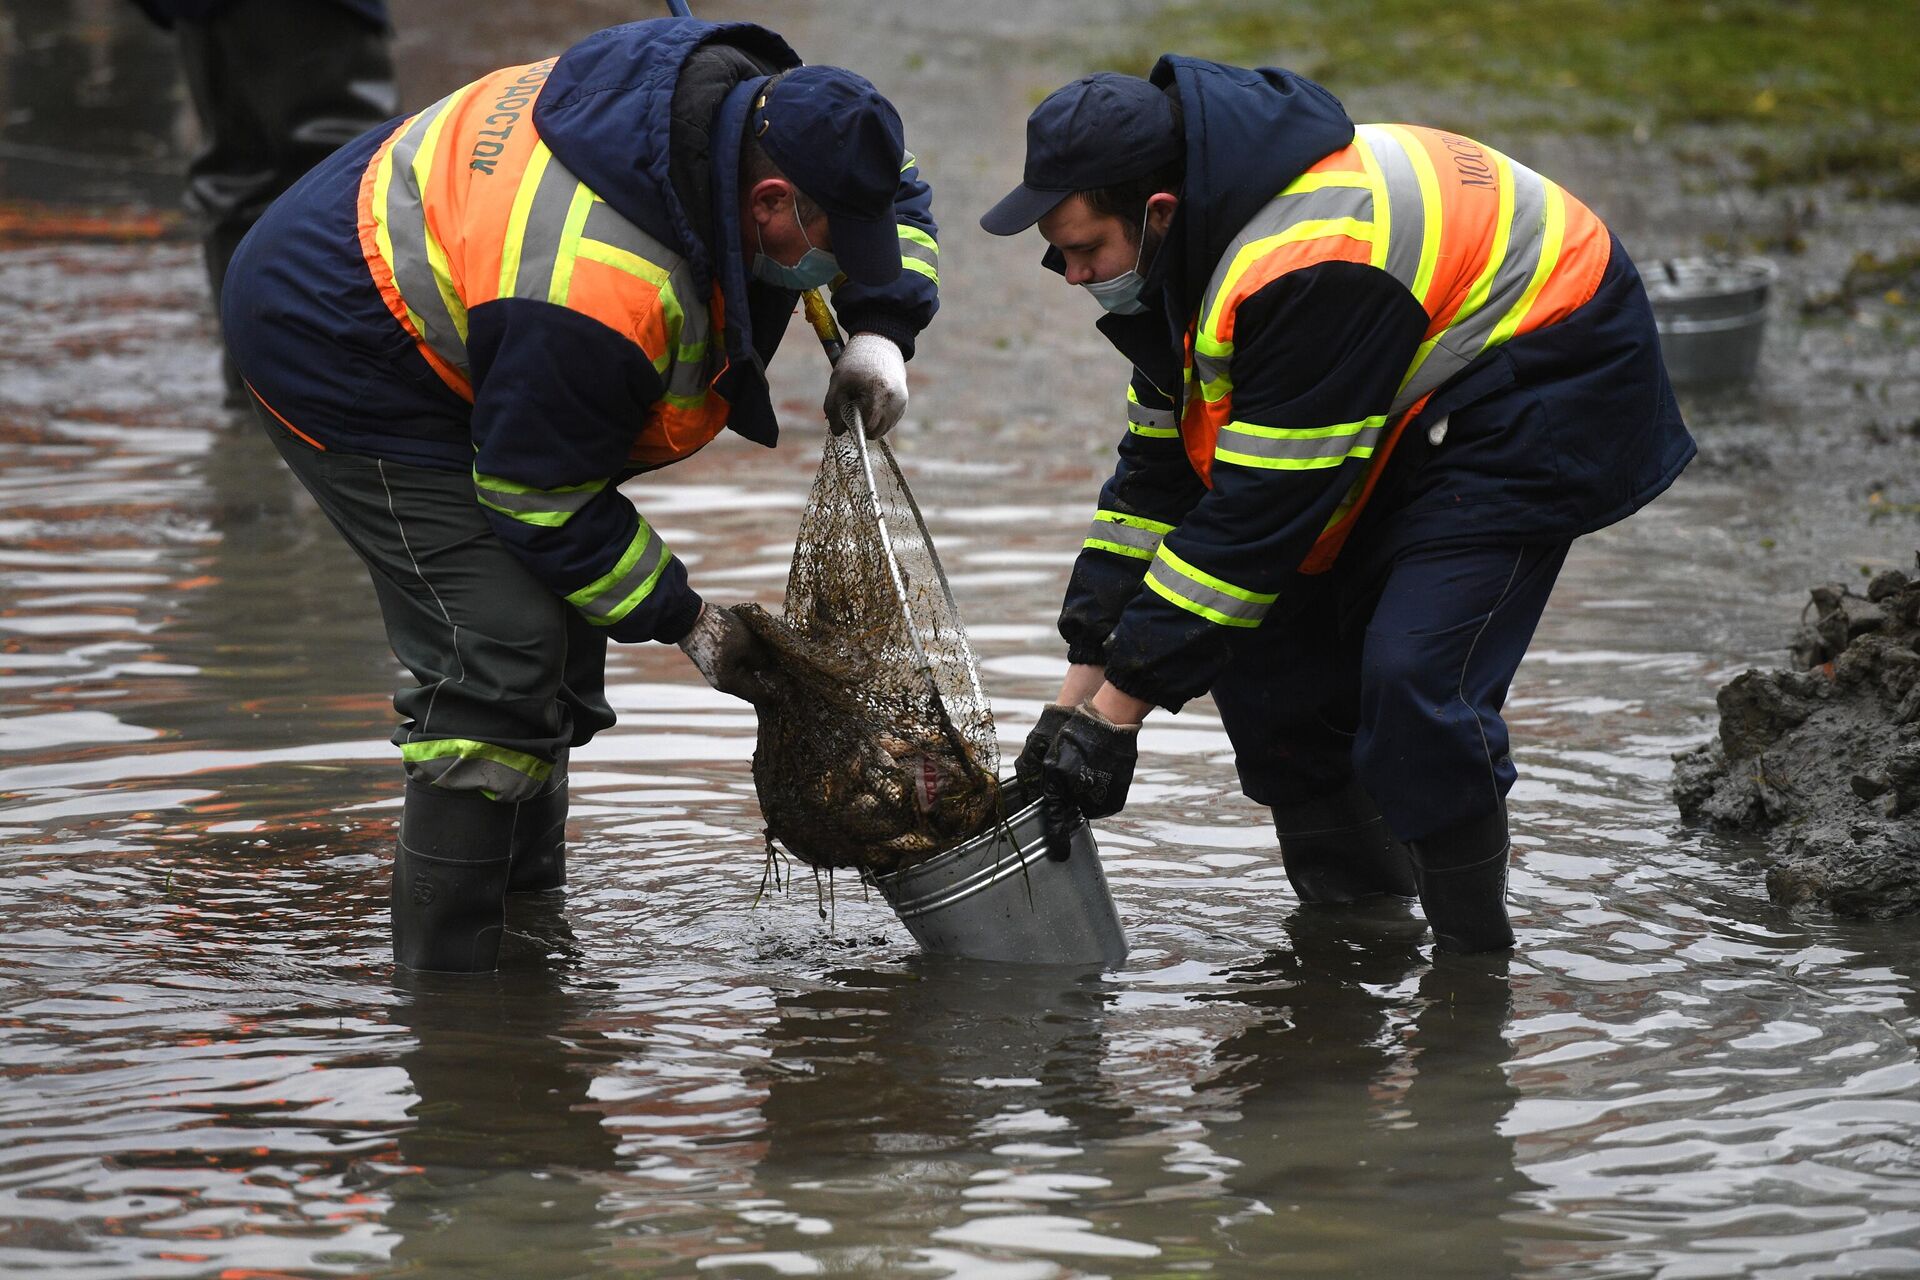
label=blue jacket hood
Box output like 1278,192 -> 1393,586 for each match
534,18 -> 799,293
1150,56 -> 1353,308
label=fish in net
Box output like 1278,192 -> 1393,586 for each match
740,426 -> 1001,875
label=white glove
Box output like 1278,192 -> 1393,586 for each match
823,332 -> 907,439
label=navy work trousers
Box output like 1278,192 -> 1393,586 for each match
1210,538 -> 1569,844
263,413 -> 615,801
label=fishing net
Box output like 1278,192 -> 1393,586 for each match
739,419 -> 1001,875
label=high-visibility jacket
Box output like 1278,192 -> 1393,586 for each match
224,19 -> 940,649
360,55 -> 735,471
1058,58 -> 1691,711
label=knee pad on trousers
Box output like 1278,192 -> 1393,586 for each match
1271,779 -> 1418,905
1409,806 -> 1514,954
392,781 -> 514,973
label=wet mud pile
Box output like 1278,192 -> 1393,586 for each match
1673,565 -> 1920,918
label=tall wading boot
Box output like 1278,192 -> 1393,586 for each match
392,781 -> 514,973
507,774 -> 567,894
1271,779 -> 1418,905
1409,807 -> 1516,954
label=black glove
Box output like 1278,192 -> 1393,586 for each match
1039,704 -> 1139,860
678,603 -> 775,703
1013,703 -> 1075,785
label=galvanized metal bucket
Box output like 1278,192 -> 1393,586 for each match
871,778 -> 1129,967
1646,256 -> 1777,389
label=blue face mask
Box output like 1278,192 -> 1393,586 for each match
1080,213 -> 1159,315
753,207 -> 841,291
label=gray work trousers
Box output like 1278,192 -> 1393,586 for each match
263,413 -> 615,801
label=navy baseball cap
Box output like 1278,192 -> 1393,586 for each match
754,66 -> 905,286
980,73 -> 1183,236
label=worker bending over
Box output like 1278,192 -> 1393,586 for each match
224,18 -> 939,972
986,63 -> 1690,953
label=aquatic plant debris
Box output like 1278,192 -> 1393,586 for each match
1673,561 -> 1920,918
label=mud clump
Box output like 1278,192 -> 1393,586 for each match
1672,565 -> 1920,918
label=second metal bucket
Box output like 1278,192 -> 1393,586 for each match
872,778 -> 1128,967
1646,255 -> 1777,389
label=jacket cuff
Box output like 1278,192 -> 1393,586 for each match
1103,659 -> 1192,715
836,309 -> 919,361
653,589 -> 704,646
1065,641 -> 1109,667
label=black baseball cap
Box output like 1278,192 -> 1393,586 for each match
754,66 -> 905,286
980,73 -> 1183,236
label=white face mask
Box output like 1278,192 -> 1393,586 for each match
1080,212 -> 1159,315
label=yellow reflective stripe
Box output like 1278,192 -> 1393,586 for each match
1352,130 -> 1390,272
1400,150 -> 1515,397
1379,123 -> 1444,308
408,101 -> 469,345
1214,415 -> 1387,471
901,150 -> 917,172
498,142 -> 553,299
1484,180 -> 1566,351
1094,509 -> 1175,533
1194,331 -> 1232,359
1283,170 -> 1373,194
398,737 -> 553,783
1126,384 -> 1180,437
369,127 -> 415,336
1144,545 -> 1276,628
899,225 -> 936,251
1085,508 -> 1175,560
547,184 -> 596,306
901,257 -> 938,282
567,520 -> 671,624
1203,218 -> 1375,342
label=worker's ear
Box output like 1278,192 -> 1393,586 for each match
1144,192 -> 1179,237
746,177 -> 796,228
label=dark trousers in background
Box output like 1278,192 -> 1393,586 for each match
262,414 -> 616,803
1211,535 -> 1570,845
176,0 -> 395,387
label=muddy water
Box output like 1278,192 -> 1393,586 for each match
5,2 -> 1920,1277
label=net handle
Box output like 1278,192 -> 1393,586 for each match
805,288 -> 995,776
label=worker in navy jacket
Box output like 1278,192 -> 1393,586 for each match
223,19 -> 939,972
984,64 -> 1690,953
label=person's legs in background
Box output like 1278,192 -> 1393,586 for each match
175,0 -> 395,401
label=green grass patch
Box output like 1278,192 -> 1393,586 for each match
1104,0 -> 1920,199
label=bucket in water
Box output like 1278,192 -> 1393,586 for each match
871,777 -> 1128,967
1646,256 -> 1776,389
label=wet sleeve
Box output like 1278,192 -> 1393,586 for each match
827,152 -> 938,359
464,297 -> 703,646
1101,261 -> 1430,711
1057,369 -> 1208,665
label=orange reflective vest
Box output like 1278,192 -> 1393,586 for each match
1179,124 -> 1610,572
356,58 -> 731,468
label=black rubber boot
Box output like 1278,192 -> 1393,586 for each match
392,781 -> 514,973
508,774 -> 567,895
1409,807 -> 1515,954
1271,779 -> 1418,904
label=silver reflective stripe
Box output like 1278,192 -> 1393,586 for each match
580,199 -> 678,269
1194,349 -> 1230,399
1144,555 -> 1272,626
383,94 -> 471,375
1082,514 -> 1167,559
472,477 -> 603,520
1391,154 -> 1549,414
504,144 -> 578,299
1215,416 -> 1389,467
1196,181 -> 1373,335
1358,125 -> 1428,295
1126,393 -> 1176,433
901,237 -> 938,270
572,527 -> 670,623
